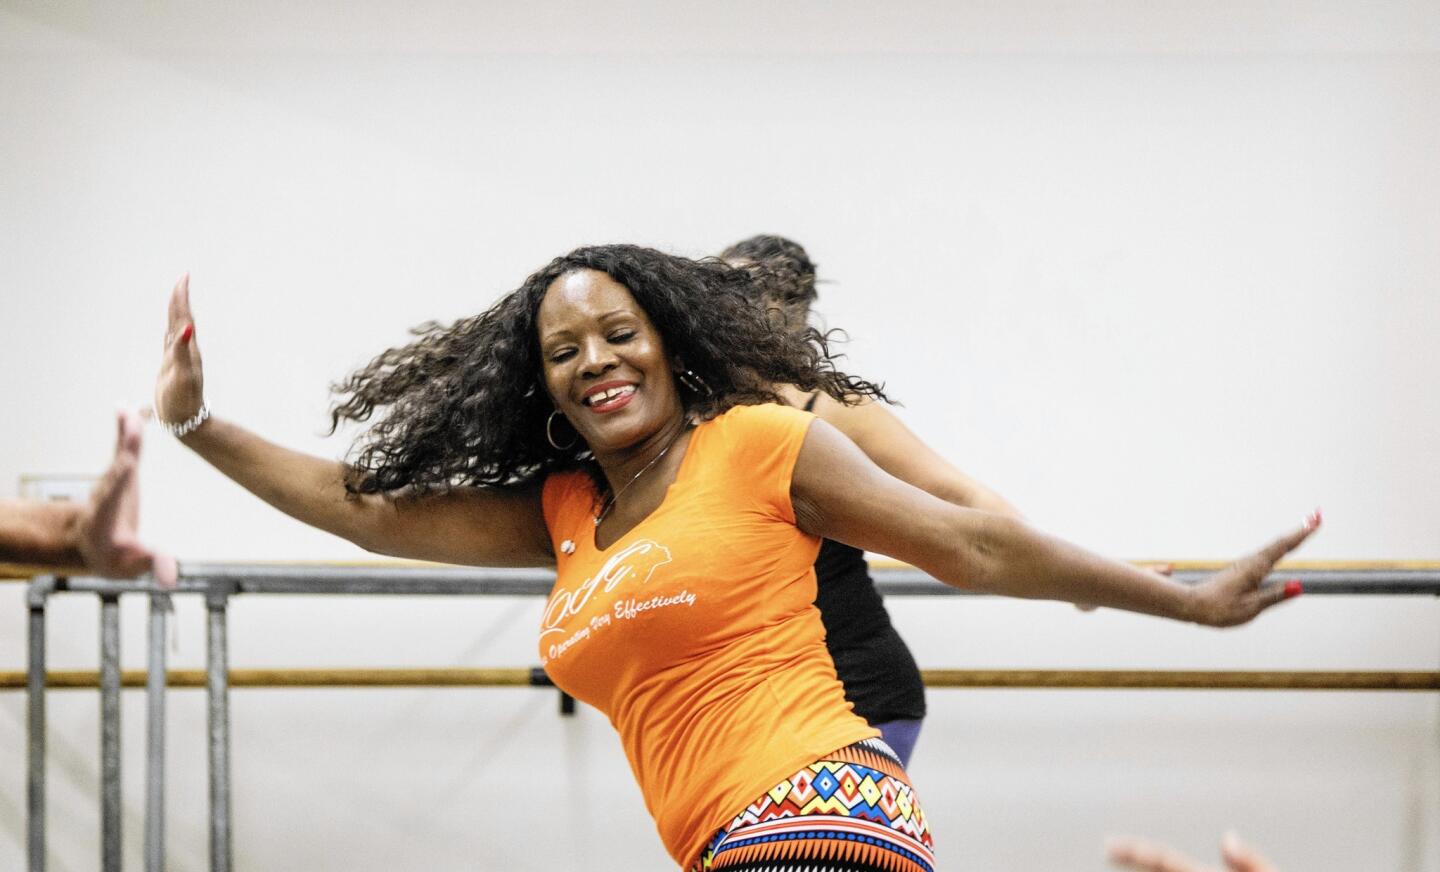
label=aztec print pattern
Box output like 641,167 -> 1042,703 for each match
690,738 -> 934,872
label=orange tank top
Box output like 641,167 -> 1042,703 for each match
539,403 -> 878,867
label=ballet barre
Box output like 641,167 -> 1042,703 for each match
8,561 -> 1438,872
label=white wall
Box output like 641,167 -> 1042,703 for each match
1,2 -> 1437,869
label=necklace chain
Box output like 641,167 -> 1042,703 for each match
594,424 -> 689,527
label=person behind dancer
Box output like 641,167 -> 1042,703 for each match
720,233 -> 1021,765
0,409 -> 176,586
153,247 -> 1315,871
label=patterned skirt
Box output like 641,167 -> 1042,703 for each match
689,738 -> 934,872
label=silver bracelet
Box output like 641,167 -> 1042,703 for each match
162,403 -> 211,438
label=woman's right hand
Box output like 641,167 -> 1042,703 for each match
1185,511 -> 1320,628
154,274 -> 205,428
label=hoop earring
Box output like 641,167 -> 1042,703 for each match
678,369 -> 712,396
546,410 -> 577,451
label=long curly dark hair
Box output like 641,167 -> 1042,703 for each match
720,234 -> 819,317
329,244 -> 888,495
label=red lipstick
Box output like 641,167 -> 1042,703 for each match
581,380 -> 637,414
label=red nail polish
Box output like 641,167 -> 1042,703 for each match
180,323 -> 194,344
1284,579 -> 1303,598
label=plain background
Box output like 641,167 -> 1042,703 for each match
1,2 -> 1437,869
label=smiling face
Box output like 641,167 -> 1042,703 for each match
537,269 -> 685,459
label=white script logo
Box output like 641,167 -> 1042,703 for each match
540,539 -> 673,641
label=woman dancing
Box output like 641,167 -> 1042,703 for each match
154,246 -> 1315,871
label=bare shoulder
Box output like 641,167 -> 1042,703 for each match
807,392 -> 897,439
806,395 -> 1020,516
778,388 -> 912,455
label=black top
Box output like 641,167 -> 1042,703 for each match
814,538 -> 928,722
802,393 -> 927,723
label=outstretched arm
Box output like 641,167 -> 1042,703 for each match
1,410 -> 177,585
154,275 -> 553,567
791,418 -> 1314,626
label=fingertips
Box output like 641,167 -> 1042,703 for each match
1255,579 -> 1293,612
1296,510 -> 1321,544
152,553 -> 178,590
168,274 -> 187,319
1215,834 -> 1249,869
179,272 -> 192,316
1276,508 -> 1323,552
1265,516 -> 1317,562
1105,837 -> 1170,869
1104,836 -> 1141,864
1220,831 -> 1270,872
116,408 -> 143,452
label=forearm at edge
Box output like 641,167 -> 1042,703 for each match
179,417 -> 384,550
950,514 -> 1196,622
0,500 -> 83,567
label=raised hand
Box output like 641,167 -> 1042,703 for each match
1108,831 -> 1279,872
154,273 -> 205,429
75,409 -> 178,587
1187,511 -> 1321,627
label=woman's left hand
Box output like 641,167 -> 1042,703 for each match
154,273 -> 205,428
1185,511 -> 1320,628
